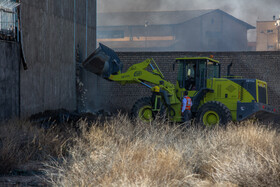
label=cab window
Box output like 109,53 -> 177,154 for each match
207,61 -> 220,79
185,63 -> 196,90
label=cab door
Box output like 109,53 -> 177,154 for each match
196,60 -> 207,90
177,59 -> 207,91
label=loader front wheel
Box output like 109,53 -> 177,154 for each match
196,101 -> 232,126
131,97 -> 153,122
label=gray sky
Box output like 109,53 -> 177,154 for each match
98,0 -> 280,41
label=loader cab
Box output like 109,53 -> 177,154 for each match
176,57 -> 220,91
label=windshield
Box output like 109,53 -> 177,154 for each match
177,59 -> 220,90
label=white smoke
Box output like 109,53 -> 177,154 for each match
98,0 -> 280,42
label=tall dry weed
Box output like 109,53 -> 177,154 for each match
44,115 -> 280,187
195,122 -> 280,187
0,120 -> 75,174
45,115 -> 206,186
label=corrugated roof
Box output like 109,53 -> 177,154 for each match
98,9 -> 255,29
98,9 -> 214,26
0,0 -> 20,12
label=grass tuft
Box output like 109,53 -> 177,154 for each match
0,120 -> 75,174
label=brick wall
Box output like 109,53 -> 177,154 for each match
97,51 -> 280,113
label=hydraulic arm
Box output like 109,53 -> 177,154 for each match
82,43 -> 182,121
83,43 -> 177,100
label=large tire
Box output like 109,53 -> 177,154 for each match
196,101 -> 232,126
131,97 -> 153,122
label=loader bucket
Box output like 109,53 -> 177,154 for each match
82,43 -> 123,79
255,110 -> 280,124
236,101 -> 279,122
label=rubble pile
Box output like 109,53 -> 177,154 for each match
29,109 -> 112,128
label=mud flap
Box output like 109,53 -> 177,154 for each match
236,101 -> 278,121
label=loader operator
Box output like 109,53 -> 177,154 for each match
185,64 -> 196,90
181,91 -> 192,123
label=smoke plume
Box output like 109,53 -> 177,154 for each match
98,0 -> 280,42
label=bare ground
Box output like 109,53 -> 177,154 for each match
0,161 -> 48,186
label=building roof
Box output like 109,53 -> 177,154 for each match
257,20 -> 277,22
98,9 -> 255,29
0,0 -> 20,13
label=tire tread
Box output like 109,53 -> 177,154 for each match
131,97 -> 152,118
196,101 -> 232,125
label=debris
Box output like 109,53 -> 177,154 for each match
29,109 -> 111,128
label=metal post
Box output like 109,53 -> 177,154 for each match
277,26 -> 279,51
85,0 -> 88,57
266,32 -> 268,51
277,25 -> 279,51
145,20 -> 148,51
0,10 -> 2,31
73,0 -> 76,64
73,0 -> 77,109
275,19 -> 280,50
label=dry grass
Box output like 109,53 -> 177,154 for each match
1,115 -> 279,186
0,120 -> 75,174
43,115 -> 280,187
199,123 -> 280,186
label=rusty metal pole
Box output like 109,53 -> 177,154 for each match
275,19 -> 280,50
278,26 -> 279,50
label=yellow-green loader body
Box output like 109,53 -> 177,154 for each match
82,43 -> 278,126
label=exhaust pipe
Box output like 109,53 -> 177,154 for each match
227,62 -> 233,77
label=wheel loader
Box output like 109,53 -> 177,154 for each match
82,43 -> 278,126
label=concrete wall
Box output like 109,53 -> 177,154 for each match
96,51 -> 280,113
20,0 -> 96,116
0,41 -> 20,120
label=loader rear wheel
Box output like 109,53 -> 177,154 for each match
131,97 -> 153,122
196,101 -> 232,126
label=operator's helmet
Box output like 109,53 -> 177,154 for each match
154,86 -> 160,92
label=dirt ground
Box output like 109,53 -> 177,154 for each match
0,161 -> 48,186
